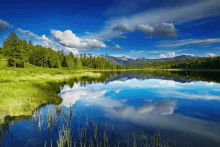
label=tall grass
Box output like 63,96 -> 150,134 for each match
0,55 -> 102,122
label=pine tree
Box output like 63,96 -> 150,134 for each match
6,33 -> 20,67
21,39 -> 29,68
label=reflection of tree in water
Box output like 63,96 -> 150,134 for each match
121,70 -> 220,83
0,115 -> 32,143
59,71 -> 125,89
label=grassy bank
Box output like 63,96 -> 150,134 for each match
0,55 -> 102,122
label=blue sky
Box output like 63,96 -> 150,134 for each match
0,0 -> 220,59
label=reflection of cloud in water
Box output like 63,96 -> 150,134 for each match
113,105 -> 133,114
113,88 -> 123,93
145,99 -> 153,102
60,85 -> 220,140
135,101 -> 176,115
158,90 -> 220,100
120,99 -> 127,102
61,85 -> 107,107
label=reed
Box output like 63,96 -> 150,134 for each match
47,107 -> 52,129
37,105 -> 174,147
32,108 -> 37,124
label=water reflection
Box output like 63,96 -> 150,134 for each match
60,73 -> 220,144
1,71 -> 220,147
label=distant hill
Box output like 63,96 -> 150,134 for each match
98,54 -> 203,65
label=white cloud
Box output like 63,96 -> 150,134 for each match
120,99 -> 127,102
159,51 -> 176,58
160,54 -> 167,58
113,88 -> 123,93
130,49 -> 188,55
85,0 -> 220,40
158,90 -> 220,100
85,31 -> 93,35
110,54 -> 131,58
136,23 -> 177,38
17,28 -> 53,46
162,38 -> 220,47
202,53 -> 217,57
111,23 -> 133,32
65,47 -> 79,55
136,24 -> 154,34
0,19 -> 12,32
16,28 -> 80,55
118,36 -> 128,39
51,29 -> 107,50
111,44 -> 123,50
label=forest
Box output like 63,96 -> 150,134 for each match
0,32 -> 219,70
125,56 -> 220,70
0,33 -> 120,70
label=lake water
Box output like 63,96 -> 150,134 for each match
1,71 -> 220,147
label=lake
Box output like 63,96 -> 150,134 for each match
1,71 -> 220,147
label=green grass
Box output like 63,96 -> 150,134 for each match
0,55 -> 102,122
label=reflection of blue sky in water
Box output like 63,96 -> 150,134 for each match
60,79 -> 220,141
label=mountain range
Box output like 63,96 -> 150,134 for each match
75,53 -> 204,65
99,53 -> 203,65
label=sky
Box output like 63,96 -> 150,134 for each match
0,0 -> 220,59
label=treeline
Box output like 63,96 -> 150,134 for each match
0,32 -> 123,69
125,56 -> 220,70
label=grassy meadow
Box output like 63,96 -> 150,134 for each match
0,54 -> 102,123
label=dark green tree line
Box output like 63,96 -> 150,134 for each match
1,32 -> 115,69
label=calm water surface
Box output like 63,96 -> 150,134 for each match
1,71 -> 220,147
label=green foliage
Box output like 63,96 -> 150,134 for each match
125,56 -> 220,70
2,32 -> 112,70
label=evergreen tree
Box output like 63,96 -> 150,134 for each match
67,52 -> 75,69
6,33 -> 20,67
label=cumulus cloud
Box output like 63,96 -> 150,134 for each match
202,53 -> 217,57
111,44 -> 123,50
16,28 -> 80,55
111,23 -> 133,32
0,19 -> 12,32
17,28 -> 53,46
86,0 -> 220,40
159,51 -> 176,58
136,23 -> 177,38
51,29 -> 107,50
136,24 -> 154,34
162,38 -> 220,47
65,47 -> 79,55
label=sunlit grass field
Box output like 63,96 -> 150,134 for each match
0,54 -> 101,123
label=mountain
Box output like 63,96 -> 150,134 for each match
104,73 -> 196,84
100,54 -> 203,65
100,53 -> 133,65
75,53 -> 203,65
